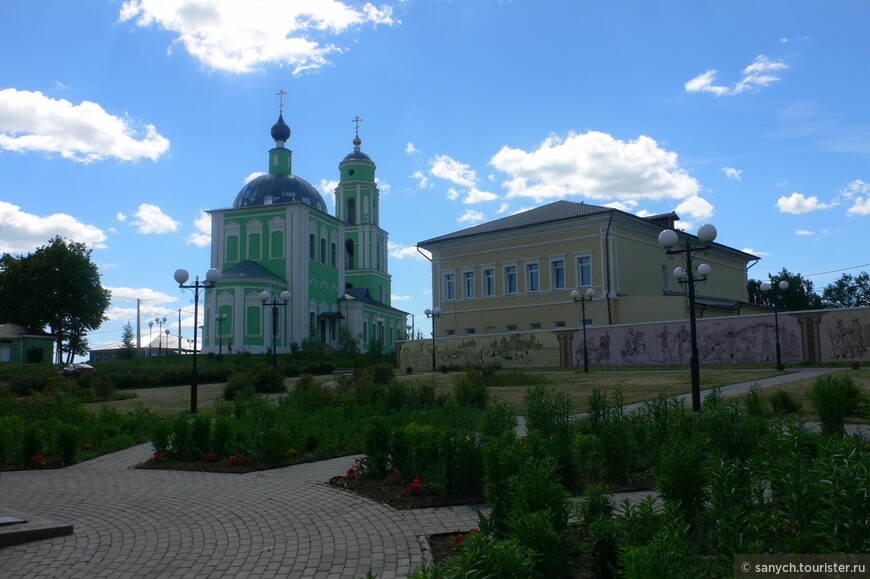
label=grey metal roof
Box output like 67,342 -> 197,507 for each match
418,200 -> 615,246
220,260 -> 284,281
339,288 -> 409,315
0,323 -> 55,339
233,173 -> 327,212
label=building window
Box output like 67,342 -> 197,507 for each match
465,328 -> 475,335
320,238 -> 326,264
527,263 -> 540,292
577,255 -> 592,287
505,265 -> 517,294
661,265 -> 669,291
444,273 -> 456,300
226,235 -> 239,263
376,241 -> 382,271
270,231 -> 284,259
309,234 -> 316,260
463,271 -> 475,299
331,242 -> 337,267
249,233 -> 261,260
483,268 -> 495,296
554,321 -> 566,328
551,259 -> 565,290
506,324 -> 517,332
346,198 -> 356,224
363,321 -> 368,343
445,329 -> 455,336
345,239 -> 354,270
530,322 -> 541,330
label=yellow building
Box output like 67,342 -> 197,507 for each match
417,200 -> 763,338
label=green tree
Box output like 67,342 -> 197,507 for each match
120,322 -> 136,359
0,236 -> 111,363
748,268 -> 822,311
821,271 -> 870,309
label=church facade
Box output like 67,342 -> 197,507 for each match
201,113 -> 407,355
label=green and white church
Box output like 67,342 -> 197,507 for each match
202,111 -> 407,355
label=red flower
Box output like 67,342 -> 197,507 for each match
392,471 -> 401,478
404,476 -> 423,495
471,528 -> 479,533
202,452 -> 218,462
152,451 -> 168,462
454,534 -> 464,545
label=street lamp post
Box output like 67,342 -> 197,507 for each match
148,321 -> 153,357
175,267 -> 222,414
215,313 -> 227,355
761,280 -> 789,369
155,317 -> 167,356
424,307 -> 442,372
570,288 -> 596,373
659,224 -> 717,412
164,329 -> 170,355
259,290 -> 291,368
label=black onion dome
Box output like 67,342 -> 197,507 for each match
343,137 -> 372,161
233,174 -> 327,211
270,114 -> 291,142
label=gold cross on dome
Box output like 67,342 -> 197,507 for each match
352,115 -> 363,136
276,89 -> 287,114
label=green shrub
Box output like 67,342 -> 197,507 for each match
743,385 -> 767,418
480,401 -> 517,438
26,346 -> 45,363
291,374 -> 329,411
524,384 -> 572,440
369,363 -> 395,384
54,423 -> 78,464
150,418 -> 171,454
20,423 -> 44,465
190,413 -> 212,454
211,415 -> 235,456
655,437 -> 707,523
363,416 -> 391,477
443,532 -> 539,579
453,369 -> 489,409
807,374 -> 863,436
252,365 -> 286,393
769,390 -> 801,414
223,373 -> 256,401
9,373 -> 50,396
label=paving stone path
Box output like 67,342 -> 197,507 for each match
0,445 -> 479,578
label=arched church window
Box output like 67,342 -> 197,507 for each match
346,198 -> 356,225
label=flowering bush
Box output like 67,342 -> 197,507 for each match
404,476 -> 425,495
152,451 -> 168,462
287,448 -> 299,456
29,454 -> 47,467
83,443 -> 94,451
226,452 -> 252,467
202,451 -> 218,462
346,457 -> 369,480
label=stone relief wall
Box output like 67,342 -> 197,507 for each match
397,307 -> 869,370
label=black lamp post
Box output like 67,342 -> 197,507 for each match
424,307 -> 442,372
259,290 -> 291,368
760,280 -> 789,369
215,313 -> 227,355
148,321 -> 153,357
659,224 -> 717,412
174,267 -> 221,414
570,287 -> 595,373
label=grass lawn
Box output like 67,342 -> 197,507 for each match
84,382 -> 230,416
725,369 -> 870,424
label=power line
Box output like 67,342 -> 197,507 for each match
806,263 -> 870,277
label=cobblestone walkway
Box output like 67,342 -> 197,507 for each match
0,445 -> 479,578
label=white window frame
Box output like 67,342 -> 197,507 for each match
504,264 -> 518,295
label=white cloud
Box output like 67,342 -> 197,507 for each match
843,179 -> 870,215
0,88 -> 169,163
244,171 -> 265,183
318,178 -> 338,213
405,142 -> 417,154
464,188 -> 498,204
388,241 -> 428,260
490,131 -> 701,204
446,188 -> 460,201
741,248 -> 769,256
458,209 -> 485,223
115,212 -> 128,222
0,201 -> 107,253
685,54 -> 788,96
497,202 -> 510,214
722,167 -> 742,180
675,195 -> 714,220
412,170 -> 430,188
131,203 -> 180,233
186,210 -> 211,246
391,294 -> 411,301
776,192 -> 837,214
431,154 -> 477,188
120,0 -> 398,74
605,200 -> 639,212
795,229 -> 815,236
106,286 -> 178,303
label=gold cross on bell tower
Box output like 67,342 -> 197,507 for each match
276,89 -> 287,114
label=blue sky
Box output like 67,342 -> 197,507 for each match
1,0 -> 868,351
